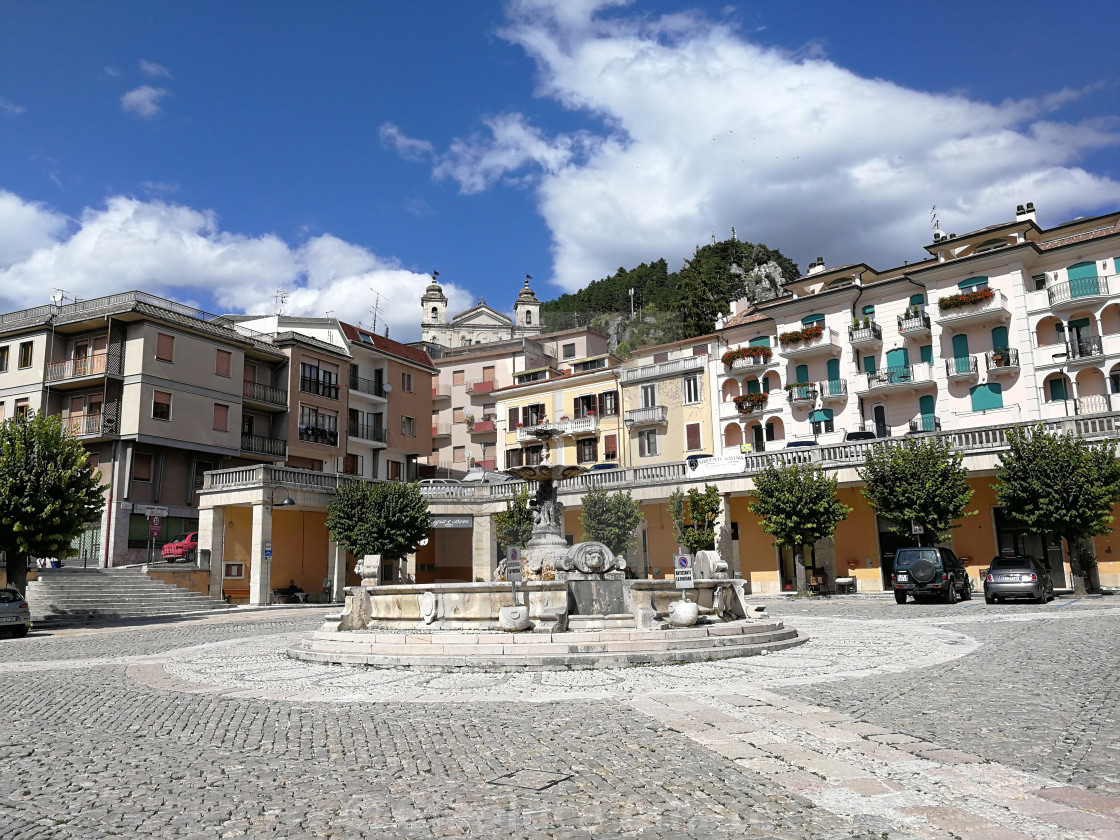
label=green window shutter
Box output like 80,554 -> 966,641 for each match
970,383 -> 1004,411
919,344 -> 933,364
919,395 -> 935,417
809,409 -> 833,423
1068,317 -> 1090,329
1067,261 -> 1097,280
795,364 -> 809,382
801,313 -> 825,326
951,334 -> 970,359
1049,378 -> 1068,401
863,355 -> 877,374
991,326 -> 1009,351
909,293 -> 926,306
762,376 -> 771,394
747,379 -> 761,394
861,305 -> 875,317
958,276 -> 989,290
885,347 -> 909,368
749,336 -> 771,348
826,358 -> 840,380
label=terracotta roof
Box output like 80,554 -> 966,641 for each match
1039,221 -> 1119,250
721,308 -> 773,329
339,322 -> 435,369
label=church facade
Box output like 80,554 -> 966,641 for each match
421,275 -> 542,348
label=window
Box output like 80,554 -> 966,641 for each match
640,383 -> 656,408
576,437 -> 598,463
508,407 -> 519,428
574,394 -> 596,418
155,333 -> 174,362
637,429 -> 658,457
401,416 -> 416,436
958,276 -> 989,291
340,454 -> 364,476
1032,274 -> 1047,291
600,390 -> 619,416
525,310 -> 532,325
453,446 -> 466,463
692,344 -> 708,356
0,346 -> 7,372
152,390 -> 172,421
224,563 -> 245,579
14,398 -> 29,419
453,370 -> 465,386
653,352 -> 669,364
453,407 -> 465,423
683,374 -> 700,404
801,313 -> 825,326
524,445 -> 543,466
685,423 -> 701,451
970,383 -> 1004,411
505,448 -> 524,468
482,365 -> 495,382
603,433 -> 618,461
216,349 -> 231,377
810,409 -> 834,435
299,404 -> 338,444
563,343 -> 576,359
213,404 -> 229,431
861,304 -> 876,321
572,357 -> 606,372
300,361 -> 340,399
18,341 -> 33,369
521,403 -> 546,426
133,452 -> 153,482
387,460 -> 403,481
401,371 -> 414,392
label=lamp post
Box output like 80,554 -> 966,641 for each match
1052,351 -> 1070,417
270,487 -> 295,509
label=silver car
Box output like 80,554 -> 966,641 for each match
0,587 -> 31,637
984,556 -> 1053,604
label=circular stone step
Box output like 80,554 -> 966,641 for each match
286,619 -> 809,671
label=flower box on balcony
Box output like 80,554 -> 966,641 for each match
722,345 -> 773,366
732,392 -> 768,413
937,287 -> 995,311
778,323 -> 824,347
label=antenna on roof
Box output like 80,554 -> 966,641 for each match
369,291 -> 382,333
51,288 -> 68,305
273,289 -> 288,315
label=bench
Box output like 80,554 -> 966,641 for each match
834,577 -> 857,595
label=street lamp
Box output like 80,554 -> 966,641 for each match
1052,351 -> 1070,417
270,487 -> 295,509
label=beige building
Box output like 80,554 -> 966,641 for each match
420,275 -> 542,348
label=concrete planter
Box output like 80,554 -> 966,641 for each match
666,599 -> 699,627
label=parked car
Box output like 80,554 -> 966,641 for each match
785,440 -> 818,448
984,555 -> 1053,604
418,478 -> 465,497
461,469 -> 517,484
843,430 -> 877,443
0,587 -> 31,637
161,532 -> 198,561
588,462 -> 620,471
891,546 -> 972,604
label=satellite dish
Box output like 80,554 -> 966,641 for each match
384,384 -> 393,393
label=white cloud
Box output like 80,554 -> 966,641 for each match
379,123 -> 435,161
0,97 -> 26,115
139,60 -> 172,78
395,0 -> 1120,291
0,193 -> 467,341
121,85 -> 170,117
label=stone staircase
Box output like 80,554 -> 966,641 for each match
25,567 -> 236,625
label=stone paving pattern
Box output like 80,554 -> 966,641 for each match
0,598 -> 1117,839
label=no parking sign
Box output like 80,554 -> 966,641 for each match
506,546 -> 523,582
674,553 -> 694,589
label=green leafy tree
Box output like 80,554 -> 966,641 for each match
0,412 -> 107,593
579,485 -> 644,562
668,484 -> 721,553
326,480 -> 431,579
494,486 -> 534,550
994,424 -> 1120,593
859,437 -> 976,542
748,464 -> 851,593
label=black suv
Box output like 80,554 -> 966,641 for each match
891,547 -> 972,604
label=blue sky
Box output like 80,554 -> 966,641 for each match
2,0 -> 1119,341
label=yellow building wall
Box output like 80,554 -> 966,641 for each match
1092,501 -> 1120,586
269,509 -> 330,595
222,506 -> 254,599
730,496 -> 779,593
832,488 -> 884,591
952,478 -> 999,574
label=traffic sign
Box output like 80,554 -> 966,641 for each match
506,547 -> 523,582
135,504 -> 169,518
911,521 -> 924,535
674,553 -> 695,590
149,516 -> 162,538
263,541 -> 273,558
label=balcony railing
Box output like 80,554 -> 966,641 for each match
786,384 -> 818,404
818,379 -> 847,399
297,425 -> 339,446
348,421 -> 387,443
624,405 -> 668,426
860,363 -> 935,391
467,380 -> 496,394
945,355 -> 978,378
240,434 -> 287,457
848,322 -> 882,345
299,377 -> 340,400
1048,275 -> 1114,306
243,380 -> 289,407
516,416 -> 599,442
936,290 -> 1009,324
1068,336 -> 1104,361
432,423 -> 451,437
63,414 -> 104,437
469,419 -> 496,434
622,354 -> 705,383
778,327 -> 841,358
1079,394 -> 1112,416
728,354 -> 775,371
46,352 -> 108,382
908,415 -> 941,434
350,376 -> 386,397
985,348 -> 1020,372
432,384 -> 451,399
898,311 -> 931,335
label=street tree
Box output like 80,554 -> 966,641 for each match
579,484 -> 644,560
0,411 -> 107,593
668,484 -> 721,553
326,480 -> 431,580
748,463 -> 851,593
494,485 -> 534,550
994,424 -> 1120,593
859,437 -> 976,542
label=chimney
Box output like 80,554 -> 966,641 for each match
1016,201 -> 1037,224
807,256 -> 826,276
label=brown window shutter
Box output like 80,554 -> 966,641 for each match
591,438 -> 598,461
638,432 -> 646,458
509,407 -> 518,428
156,333 -> 174,362
686,423 -> 701,450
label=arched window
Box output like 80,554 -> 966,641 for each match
525,310 -> 533,325
430,306 -> 438,321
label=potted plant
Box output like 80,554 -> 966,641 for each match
464,413 -> 475,430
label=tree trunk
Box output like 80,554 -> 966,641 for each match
794,544 -> 808,594
5,551 -> 28,595
1065,537 -> 1088,596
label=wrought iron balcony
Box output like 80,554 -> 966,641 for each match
46,352 -> 108,382
243,380 -> 289,407
240,434 -> 287,457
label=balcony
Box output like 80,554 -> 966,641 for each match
623,354 -> 705,383
897,311 -> 931,338
1079,394 -> 1113,415
1048,275 -> 1115,309
297,425 -> 339,446
240,434 -> 287,458
624,405 -> 668,427
350,376 -> 387,399
468,419 -> 496,435
46,352 -> 108,384
818,379 -> 847,401
786,384 -> 818,406
299,377 -> 340,400
728,393 -> 770,416
467,380 -> 496,394
1067,336 -> 1104,364
432,384 -> 451,400
516,416 -> 600,442
778,327 -> 842,359
908,415 -> 941,434
475,459 -> 496,471
349,421 -> 388,444
984,348 -> 1020,375
243,380 -> 289,408
432,423 -> 451,437
945,355 -> 979,380
936,289 -> 1010,325
857,362 -> 936,394
63,413 -> 105,438
848,322 -> 882,347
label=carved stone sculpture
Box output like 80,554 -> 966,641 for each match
354,554 -> 380,585
418,590 -> 438,625
498,605 -> 531,632
558,541 -> 626,575
667,599 -> 699,627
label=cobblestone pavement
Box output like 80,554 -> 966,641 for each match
0,598 -> 1117,839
